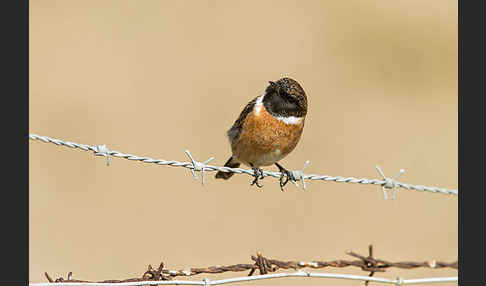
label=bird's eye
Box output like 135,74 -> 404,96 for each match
280,90 -> 292,99
266,85 -> 276,94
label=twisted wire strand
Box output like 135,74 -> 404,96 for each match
38,246 -> 457,285
29,134 -> 458,196
30,272 -> 458,286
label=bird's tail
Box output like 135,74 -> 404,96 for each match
215,157 -> 240,180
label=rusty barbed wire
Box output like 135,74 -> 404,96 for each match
37,273 -> 458,286
29,134 -> 458,198
42,245 -> 457,284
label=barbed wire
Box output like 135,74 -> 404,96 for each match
33,272 -> 458,286
29,134 -> 458,198
37,246 -> 457,285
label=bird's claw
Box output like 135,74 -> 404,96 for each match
276,163 -> 296,191
250,165 -> 265,188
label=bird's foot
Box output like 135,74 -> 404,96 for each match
275,163 -> 296,191
250,164 -> 265,188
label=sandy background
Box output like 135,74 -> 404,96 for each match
29,0 -> 457,285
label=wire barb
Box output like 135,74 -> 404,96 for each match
376,166 -> 405,200
291,160 -> 310,191
44,272 -> 53,283
184,150 -> 214,186
364,245 -> 376,286
94,144 -> 111,166
143,262 -> 171,281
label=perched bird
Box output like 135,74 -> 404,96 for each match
215,77 -> 308,190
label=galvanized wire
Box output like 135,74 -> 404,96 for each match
29,134 -> 458,197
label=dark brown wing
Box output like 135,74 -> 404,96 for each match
227,96 -> 259,142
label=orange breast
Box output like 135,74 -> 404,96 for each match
231,105 -> 305,167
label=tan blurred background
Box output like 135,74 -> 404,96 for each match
29,0 -> 457,285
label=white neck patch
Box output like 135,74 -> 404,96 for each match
275,116 -> 303,125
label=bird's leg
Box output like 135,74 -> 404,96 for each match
249,163 -> 264,188
275,162 -> 296,191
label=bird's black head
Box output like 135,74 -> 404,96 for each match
263,77 -> 307,118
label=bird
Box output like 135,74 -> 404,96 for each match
215,77 -> 308,191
